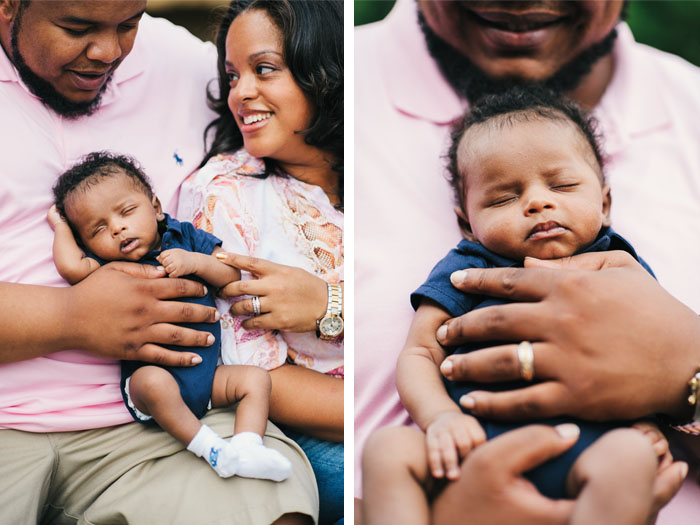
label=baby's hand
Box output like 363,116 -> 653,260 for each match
633,421 -> 673,469
47,204 -> 66,230
425,411 -> 486,480
157,248 -> 197,278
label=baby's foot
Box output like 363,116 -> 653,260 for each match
230,432 -> 292,482
187,424 -> 240,478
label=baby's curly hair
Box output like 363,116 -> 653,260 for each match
446,86 -> 606,213
53,151 -> 154,221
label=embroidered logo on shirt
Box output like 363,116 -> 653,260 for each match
173,151 -> 183,166
209,447 -> 220,467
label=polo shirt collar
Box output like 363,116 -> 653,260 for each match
596,22 -> 672,154
378,0 -> 464,125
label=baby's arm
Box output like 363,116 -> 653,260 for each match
157,246 -> 241,288
47,205 -> 100,284
397,300 -> 486,480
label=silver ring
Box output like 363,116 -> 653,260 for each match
251,296 -> 261,316
517,341 -> 534,381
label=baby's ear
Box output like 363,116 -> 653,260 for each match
454,206 -> 476,242
601,184 -> 612,227
152,195 -> 165,221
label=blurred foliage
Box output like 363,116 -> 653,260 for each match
147,1 -> 229,42
354,1 -> 700,66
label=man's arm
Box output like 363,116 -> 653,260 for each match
0,264 -> 219,366
156,247 -> 241,288
47,205 -> 100,284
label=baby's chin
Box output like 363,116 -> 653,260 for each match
519,242 -> 581,262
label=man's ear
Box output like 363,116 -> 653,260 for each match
454,206 -> 476,241
601,184 -> 612,226
152,195 -> 165,221
0,1 -> 21,23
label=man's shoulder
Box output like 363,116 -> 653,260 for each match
131,14 -> 216,72
629,39 -> 700,96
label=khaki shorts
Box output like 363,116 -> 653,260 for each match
0,409 -> 318,525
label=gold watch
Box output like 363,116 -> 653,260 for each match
316,283 -> 343,341
670,369 -> 700,435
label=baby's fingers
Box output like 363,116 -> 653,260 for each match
439,432 -> 460,481
426,430 -> 447,479
454,422 -> 487,460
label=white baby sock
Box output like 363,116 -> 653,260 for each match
229,431 -> 292,482
187,424 -> 240,478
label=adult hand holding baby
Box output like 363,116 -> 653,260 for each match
437,250 -> 700,422
65,263 -> 218,366
216,251 -> 330,333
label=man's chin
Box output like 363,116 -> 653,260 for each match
418,11 -> 617,104
11,30 -> 108,118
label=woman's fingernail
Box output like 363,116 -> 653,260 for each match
450,270 -> 468,285
679,462 -> 689,480
206,335 -> 215,346
202,286 -> 208,295
216,252 -> 226,260
437,324 -> 448,342
555,423 -> 580,440
214,311 -> 221,321
191,355 -> 202,364
440,359 -> 453,376
460,395 -> 475,409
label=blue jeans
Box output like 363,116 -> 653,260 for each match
281,427 -> 343,525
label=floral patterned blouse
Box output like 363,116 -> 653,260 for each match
178,149 -> 344,377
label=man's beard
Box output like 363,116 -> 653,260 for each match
10,22 -> 110,119
417,11 -> 618,104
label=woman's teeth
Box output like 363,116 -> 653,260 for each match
243,112 -> 271,125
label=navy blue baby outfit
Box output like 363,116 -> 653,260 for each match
91,214 -> 222,423
411,227 -> 654,498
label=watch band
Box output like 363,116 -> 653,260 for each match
670,369 -> 700,435
316,283 -> 343,340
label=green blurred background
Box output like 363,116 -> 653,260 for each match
354,1 -> 700,67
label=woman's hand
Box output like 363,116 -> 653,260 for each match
437,251 -> 700,421
215,251 -> 331,332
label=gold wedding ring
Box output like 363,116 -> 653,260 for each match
517,341 -> 534,381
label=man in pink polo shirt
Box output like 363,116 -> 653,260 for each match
356,0 -> 700,521
0,1 -> 316,523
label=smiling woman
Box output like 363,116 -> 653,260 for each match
177,2 -> 344,523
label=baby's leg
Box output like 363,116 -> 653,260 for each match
128,366 -> 240,477
127,365 -> 201,444
211,365 -> 291,481
567,428 -> 658,525
362,426 -> 434,525
211,364 -> 271,435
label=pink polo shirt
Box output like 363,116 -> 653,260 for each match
0,15 -> 217,432
354,0 -> 700,515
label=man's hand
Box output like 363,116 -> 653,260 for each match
425,411 -> 485,480
157,248 -> 197,278
215,251 -> 330,332
436,251 -> 700,421
65,262 -> 219,366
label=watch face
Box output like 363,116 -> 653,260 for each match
320,315 -> 343,337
